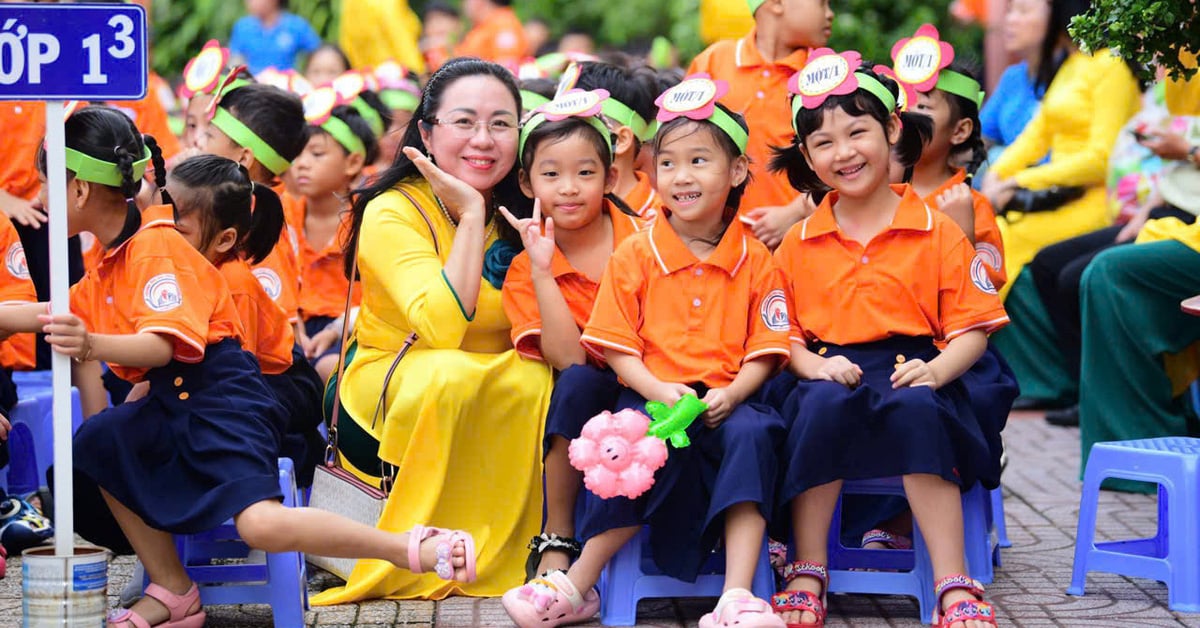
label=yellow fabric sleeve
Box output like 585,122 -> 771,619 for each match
339,0 -> 426,73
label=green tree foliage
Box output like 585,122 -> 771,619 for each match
828,0 -> 983,68
150,0 -> 341,77
1070,0 -> 1198,81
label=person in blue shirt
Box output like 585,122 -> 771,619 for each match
978,0 -> 1053,163
230,0 -> 322,75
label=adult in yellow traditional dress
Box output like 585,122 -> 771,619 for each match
312,58 -> 551,603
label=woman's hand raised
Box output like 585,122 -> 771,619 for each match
403,146 -> 486,223
499,199 -> 555,273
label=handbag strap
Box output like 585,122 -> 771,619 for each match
326,187 -> 442,487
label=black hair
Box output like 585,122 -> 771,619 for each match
423,1 -> 460,19
936,59 -> 987,177
1036,0 -> 1090,92
654,68 -> 685,94
305,104 -> 382,165
519,77 -> 557,105
345,57 -> 530,278
769,67 -> 928,194
168,154 -> 284,266
357,90 -> 395,136
216,83 -> 308,165
651,103 -> 750,217
895,113 -> 933,183
307,44 -> 352,76
576,62 -> 658,144
491,0 -> 514,6
37,106 -> 165,232
519,118 -> 637,216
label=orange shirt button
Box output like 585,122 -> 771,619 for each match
895,354 -> 906,364
178,392 -> 190,401
174,377 -> 183,387
817,347 -> 828,356
692,298 -> 702,307
694,268 -> 703,277
861,256 -> 869,264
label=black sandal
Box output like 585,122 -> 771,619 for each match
524,533 -> 582,581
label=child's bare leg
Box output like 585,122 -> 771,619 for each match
233,500 -> 470,581
780,480 -> 842,625
563,525 -> 641,593
903,473 -> 990,628
101,489 -> 197,625
723,502 -> 766,592
538,435 -> 582,574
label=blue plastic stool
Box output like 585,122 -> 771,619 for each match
991,486 -> 1011,550
597,527 -> 776,626
12,370 -> 52,400
1,388 -> 83,495
171,458 -> 308,627
1068,437 -> 1200,613
823,478 -> 998,623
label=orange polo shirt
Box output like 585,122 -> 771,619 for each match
253,184 -> 303,324
622,171 -> 663,222
69,206 -> 245,383
455,6 -> 528,69
582,217 -> 791,388
219,258 -> 295,375
923,169 -> 1007,292
688,29 -> 808,216
285,197 -> 360,321
775,185 -> 1010,347
0,101 -> 45,201
0,213 -> 36,370
502,202 -> 645,363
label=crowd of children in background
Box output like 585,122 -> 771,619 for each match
0,0 -> 1194,627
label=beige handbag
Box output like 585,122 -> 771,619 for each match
307,190 -> 438,580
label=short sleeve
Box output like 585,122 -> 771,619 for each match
580,241 -> 645,360
743,252 -> 792,366
124,253 -> 216,364
501,253 -> 544,361
0,215 -> 35,305
979,70 -> 1007,143
937,226 -> 1010,341
772,228 -> 809,346
296,16 -> 322,54
252,236 -> 301,324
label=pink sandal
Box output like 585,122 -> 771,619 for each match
407,524 -> 477,582
700,588 -> 786,627
861,528 -> 912,550
106,582 -> 205,628
933,574 -> 998,627
500,569 -> 600,628
770,561 -> 828,627
0,543 -> 6,579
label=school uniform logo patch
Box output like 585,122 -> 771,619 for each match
253,268 -> 283,301
970,251 -> 998,295
143,274 -> 183,312
760,289 -> 790,332
5,242 -> 29,280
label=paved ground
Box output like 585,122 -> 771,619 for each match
2,411 -> 1196,627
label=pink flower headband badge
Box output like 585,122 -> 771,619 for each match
536,88 -> 609,120
788,49 -> 863,109
180,39 -> 230,99
204,65 -> 251,121
890,23 -> 955,93
654,73 -> 728,123
302,86 -> 347,125
873,65 -> 917,112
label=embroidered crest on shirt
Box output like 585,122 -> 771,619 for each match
969,253 -> 998,295
252,268 -> 283,301
760,289 -> 790,332
5,242 -> 29,280
143,273 -> 183,312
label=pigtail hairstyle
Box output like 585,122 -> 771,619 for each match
169,154 -> 285,265
344,57 -> 532,279
306,104 -> 382,165
651,102 -> 751,219
142,135 -> 167,191
769,67 -> 928,194
940,60 -> 988,178
218,84 -> 308,162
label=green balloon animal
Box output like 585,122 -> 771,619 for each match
645,394 -> 708,448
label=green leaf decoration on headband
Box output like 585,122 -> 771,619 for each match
65,146 -> 152,188
521,90 -> 551,113
655,74 -> 748,154
519,89 -> 613,161
555,62 -> 582,99
180,39 -> 229,99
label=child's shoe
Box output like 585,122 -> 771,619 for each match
0,496 -> 53,554
699,588 -> 785,627
501,569 -> 599,628
933,574 -> 998,627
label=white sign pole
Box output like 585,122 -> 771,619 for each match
44,100 -> 74,557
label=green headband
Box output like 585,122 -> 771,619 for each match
350,97 -> 386,137
210,107 -> 291,175
380,89 -> 419,113
747,0 -> 767,14
519,112 -> 613,162
320,116 -> 367,156
790,72 -> 897,134
64,146 -> 152,188
934,70 -> 985,108
711,108 -> 749,154
600,98 -> 652,143
521,90 -> 551,113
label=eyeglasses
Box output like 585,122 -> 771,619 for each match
427,117 -> 519,138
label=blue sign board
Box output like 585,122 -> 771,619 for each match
0,4 -> 147,101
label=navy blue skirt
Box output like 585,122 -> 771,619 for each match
959,342 -> 1019,477
73,339 -> 285,534
777,336 -> 995,506
543,364 -> 621,455
578,385 -> 784,581
264,344 -> 326,487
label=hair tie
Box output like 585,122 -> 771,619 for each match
654,74 -> 747,154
